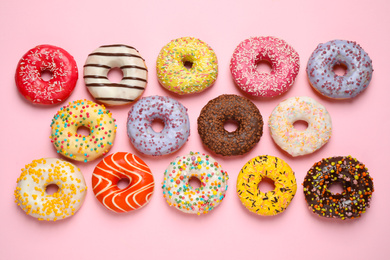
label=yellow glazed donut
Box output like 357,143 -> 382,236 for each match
156,37 -> 218,94
237,155 -> 297,216
50,99 -> 117,162
14,158 -> 87,221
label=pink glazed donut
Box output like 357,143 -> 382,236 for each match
230,36 -> 300,98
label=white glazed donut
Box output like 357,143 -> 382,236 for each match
162,152 -> 229,215
14,158 -> 87,221
268,96 -> 332,156
84,44 -> 148,106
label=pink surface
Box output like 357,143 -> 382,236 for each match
1,0 -> 389,259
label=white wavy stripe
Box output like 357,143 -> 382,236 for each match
130,154 -> 153,176
109,153 -> 143,188
96,165 -> 120,179
133,183 -> 154,207
111,190 -> 136,210
101,189 -> 127,213
92,174 -> 114,197
125,182 -> 154,207
145,192 -> 153,202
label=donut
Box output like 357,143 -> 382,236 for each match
306,39 -> 373,99
237,155 -> 297,216
84,44 -> 148,106
14,158 -> 87,221
50,99 -> 117,162
268,96 -> 332,157
230,36 -> 300,97
197,94 -> 263,156
161,152 -> 229,215
156,37 -> 218,95
92,152 -> 154,213
127,95 -> 190,156
15,44 -> 78,105
303,156 -> 374,219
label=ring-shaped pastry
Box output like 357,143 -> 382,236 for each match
84,44 -> 148,105
162,152 -> 229,215
14,158 -> 87,221
303,156 -> 374,219
156,37 -> 218,95
50,99 -> 117,162
127,95 -> 190,156
306,39 -> 373,99
268,96 -> 332,157
230,36 -> 300,97
15,44 -> 78,105
237,155 -> 297,216
92,152 -> 154,213
197,94 -> 263,156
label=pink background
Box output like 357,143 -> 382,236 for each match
1,0 -> 389,259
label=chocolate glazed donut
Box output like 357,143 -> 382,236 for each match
197,94 -> 263,156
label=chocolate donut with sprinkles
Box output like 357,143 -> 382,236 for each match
230,36 -> 300,97
303,156 -> 374,219
84,44 -> 148,106
306,39 -> 373,99
237,155 -> 297,216
127,95 -> 190,156
50,99 -> 117,162
197,94 -> 263,156
15,44 -> 78,105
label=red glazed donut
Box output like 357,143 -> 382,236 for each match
92,152 -> 154,213
15,44 -> 78,105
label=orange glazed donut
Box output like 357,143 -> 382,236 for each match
92,152 -> 154,213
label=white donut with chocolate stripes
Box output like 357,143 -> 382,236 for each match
84,44 -> 148,106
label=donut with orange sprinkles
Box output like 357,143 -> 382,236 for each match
50,99 -> 117,162
15,44 -> 78,105
303,156 -> 374,220
14,158 -> 87,221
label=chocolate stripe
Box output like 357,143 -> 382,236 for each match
88,52 -> 145,60
99,44 -> 137,50
122,77 -> 147,82
83,75 -> 108,79
120,65 -> 148,71
86,83 -> 145,90
84,64 -> 111,69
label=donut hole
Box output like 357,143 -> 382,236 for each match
107,67 -> 124,83
258,177 -> 275,193
224,119 -> 239,133
333,63 -> 348,76
255,60 -> 272,74
183,60 -> 193,69
117,178 -> 130,190
293,120 -> 308,131
77,126 -> 91,137
188,176 -> 201,189
328,182 -> 344,195
45,184 -> 59,195
151,118 -> 165,133
40,70 -> 53,81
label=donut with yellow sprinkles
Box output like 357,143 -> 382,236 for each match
237,155 -> 297,216
50,99 -> 117,162
303,156 -> 374,220
14,158 -> 87,221
156,37 -> 218,95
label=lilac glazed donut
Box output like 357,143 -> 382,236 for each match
306,39 -> 373,99
127,95 -> 190,156
230,36 -> 300,97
